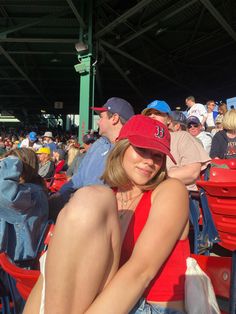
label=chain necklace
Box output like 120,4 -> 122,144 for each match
118,191 -> 143,220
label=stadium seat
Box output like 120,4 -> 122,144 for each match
46,172 -> 68,193
191,252 -> 236,314
197,180 -> 236,252
0,222 -> 54,312
211,159 -> 236,170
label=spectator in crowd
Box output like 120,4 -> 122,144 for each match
169,111 -> 187,131
66,131 -> 99,177
142,100 -> 171,126
0,148 -> 48,260
211,114 -> 224,137
58,97 -> 134,205
0,136 -> 5,149
216,102 -> 228,123
205,100 -> 218,132
20,131 -> 42,151
210,109 -> 236,159
142,102 -> 210,191
36,147 -> 55,178
66,137 -> 80,168
24,115 -> 189,314
53,148 -> 66,174
187,116 -> 212,154
42,131 -> 57,154
185,95 -> 207,127
4,138 -> 13,151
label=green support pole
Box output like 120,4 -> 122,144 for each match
74,0 -> 95,144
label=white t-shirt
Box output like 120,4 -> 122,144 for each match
187,103 -> 207,124
196,132 -> 212,154
20,138 -> 42,151
206,112 -> 215,127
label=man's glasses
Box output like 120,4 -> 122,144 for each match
187,123 -> 199,129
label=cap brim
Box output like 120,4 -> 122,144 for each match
90,106 -> 108,112
125,135 -> 176,164
141,108 -> 169,116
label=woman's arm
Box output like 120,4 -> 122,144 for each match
86,178 -> 189,314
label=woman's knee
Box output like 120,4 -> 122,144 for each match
57,185 -> 118,233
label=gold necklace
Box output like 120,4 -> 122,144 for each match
120,191 -> 143,209
118,191 -> 143,220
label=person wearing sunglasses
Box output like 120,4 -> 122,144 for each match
187,116 -> 212,154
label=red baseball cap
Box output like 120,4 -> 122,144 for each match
118,114 -> 176,164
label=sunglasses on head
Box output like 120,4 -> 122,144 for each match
187,123 -> 199,129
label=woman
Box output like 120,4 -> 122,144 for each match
215,102 -> 227,125
53,148 -> 66,173
0,148 -> 49,260
210,109 -> 236,159
36,147 -> 55,178
24,115 -> 189,314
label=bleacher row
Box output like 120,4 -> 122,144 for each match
0,159 -> 236,314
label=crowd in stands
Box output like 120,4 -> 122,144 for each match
0,95 -> 235,313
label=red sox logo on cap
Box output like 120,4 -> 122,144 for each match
154,126 -> 165,139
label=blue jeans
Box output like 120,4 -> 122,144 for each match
129,298 -> 186,314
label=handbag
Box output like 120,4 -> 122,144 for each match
185,257 -> 220,314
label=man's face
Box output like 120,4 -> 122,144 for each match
185,99 -> 193,108
207,102 -> 215,112
187,123 -> 201,136
146,109 -> 170,126
37,153 -> 48,163
97,111 -> 112,136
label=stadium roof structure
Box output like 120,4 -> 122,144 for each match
0,0 -> 236,121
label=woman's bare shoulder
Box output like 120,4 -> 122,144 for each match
152,177 -> 188,201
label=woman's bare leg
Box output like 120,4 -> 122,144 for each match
24,185 -> 121,314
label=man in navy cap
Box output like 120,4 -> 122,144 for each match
187,116 -> 212,153
50,97 -> 134,214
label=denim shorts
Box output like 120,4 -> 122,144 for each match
129,298 -> 186,314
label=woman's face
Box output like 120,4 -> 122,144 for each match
122,145 -> 164,186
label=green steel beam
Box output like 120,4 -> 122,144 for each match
199,0 -> 236,42
0,9 -> 70,37
95,0 -> 154,38
0,45 -> 49,104
75,0 -> 95,143
65,0 -> 86,29
101,46 -> 144,100
101,40 -> 190,91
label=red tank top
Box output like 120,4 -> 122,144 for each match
120,190 -> 190,302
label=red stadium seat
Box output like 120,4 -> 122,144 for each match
47,172 -> 68,193
191,254 -> 233,314
0,253 -> 40,301
211,159 -> 236,170
197,180 -> 236,252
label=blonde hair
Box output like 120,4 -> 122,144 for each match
101,139 -> 167,191
218,102 -> 228,115
67,146 -> 79,166
222,109 -> 236,130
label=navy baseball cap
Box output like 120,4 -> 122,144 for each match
142,100 -> 171,115
186,116 -> 201,125
29,131 -> 37,141
171,111 -> 187,125
91,97 -> 134,121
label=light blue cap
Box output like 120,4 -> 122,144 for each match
146,100 -> 171,114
